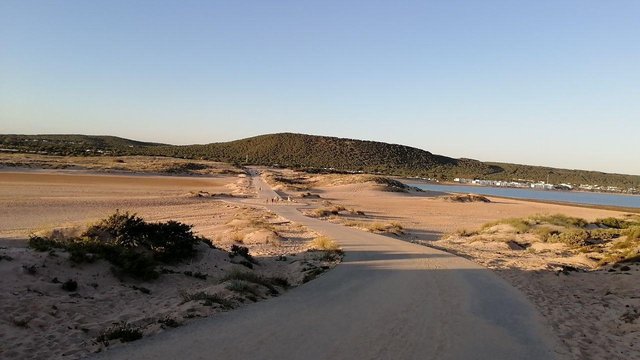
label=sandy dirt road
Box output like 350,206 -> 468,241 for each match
96,174 -> 561,360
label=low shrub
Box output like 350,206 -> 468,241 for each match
28,211 -> 207,280
315,250 -> 343,262
589,228 -> 622,241
158,317 -> 181,328
28,236 -> 60,252
229,244 -> 256,264
22,264 -> 37,275
311,206 -> 346,218
0,254 -> 13,261
302,266 -> 326,283
531,214 -> 588,228
626,226 -> 640,241
225,280 -> 261,300
533,227 -> 560,242
548,229 -> 589,246
310,236 -> 340,251
445,194 -> 491,203
61,279 -> 78,292
597,217 -> 629,229
482,218 -> 532,234
367,222 -> 404,235
97,322 -> 143,344
230,231 -> 245,243
269,276 -> 290,289
454,229 -> 478,237
180,291 -> 234,308
219,269 -> 281,295
183,271 -> 208,280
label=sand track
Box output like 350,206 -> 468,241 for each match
95,174 -> 561,360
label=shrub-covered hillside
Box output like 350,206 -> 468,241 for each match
2,132 -> 639,188
0,134 -> 164,155
151,133 -> 498,176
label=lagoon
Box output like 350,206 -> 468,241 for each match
410,183 -> 640,209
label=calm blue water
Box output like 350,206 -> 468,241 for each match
409,183 -> 640,209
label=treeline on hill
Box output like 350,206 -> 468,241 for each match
2,133 -> 639,189
0,134 -> 165,156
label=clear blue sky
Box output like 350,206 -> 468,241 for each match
1,1 -> 638,175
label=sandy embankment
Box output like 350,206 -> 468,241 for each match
266,169 -> 639,360
0,171 -> 340,359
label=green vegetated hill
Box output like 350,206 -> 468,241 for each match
1,133 -> 639,188
0,134 -> 164,155
150,133 -> 500,177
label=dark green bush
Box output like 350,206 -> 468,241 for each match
84,211 -> 147,247
83,211 -> 200,262
146,220 -> 199,263
28,236 -> 61,252
229,244 -> 256,264
110,249 -> 159,281
61,279 -> 78,292
27,211 -> 206,280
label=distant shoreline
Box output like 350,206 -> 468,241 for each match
482,194 -> 640,214
405,178 -> 640,198
0,166 -> 230,179
402,179 -> 640,213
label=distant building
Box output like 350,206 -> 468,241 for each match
531,182 -> 554,190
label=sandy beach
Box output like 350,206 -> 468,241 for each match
0,170 -> 340,359
1,167 -> 638,359
0,170 -> 246,241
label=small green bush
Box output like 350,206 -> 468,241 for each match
481,218 -> 532,234
28,236 -> 60,252
533,227 -> 560,242
84,211 -> 146,247
596,217 -> 628,229
84,211 -> 200,263
532,214 -> 588,228
589,228 -> 622,241
549,229 -> 589,246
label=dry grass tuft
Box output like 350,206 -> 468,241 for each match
310,236 -> 340,251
